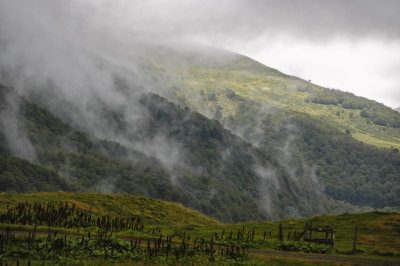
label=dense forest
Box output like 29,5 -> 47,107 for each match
222,95 -> 400,209
0,84 -> 275,222
1,82 -> 400,223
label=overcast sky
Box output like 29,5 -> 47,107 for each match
1,0 -> 400,108
174,0 -> 400,108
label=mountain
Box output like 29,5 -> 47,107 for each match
141,48 -> 400,209
0,84 -> 263,222
141,48 -> 400,150
1,83 -> 347,222
1,47 -> 399,222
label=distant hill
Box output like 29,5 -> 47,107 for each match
2,84 -> 348,222
0,84 -> 270,222
142,48 -> 400,150
141,47 -> 400,209
1,47 -> 400,222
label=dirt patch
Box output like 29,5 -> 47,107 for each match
249,250 -> 397,265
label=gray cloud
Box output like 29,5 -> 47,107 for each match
231,0 -> 400,40
73,0 -> 400,42
2,0 -> 399,64
1,0 -> 397,219
4,0 -> 399,50
1,0 -> 400,124
1,0 -> 399,113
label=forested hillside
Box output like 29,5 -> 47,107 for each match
181,89 -> 400,210
142,50 -> 400,210
0,84 -> 267,222
1,48 -> 400,222
145,50 -> 400,150
1,76 -> 400,222
0,153 -> 72,192
2,84 -> 334,222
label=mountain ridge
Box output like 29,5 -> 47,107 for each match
2,83 -> 338,222
1,47 -> 399,222
142,48 -> 400,149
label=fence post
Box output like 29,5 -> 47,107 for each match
279,224 -> 283,242
352,225 -> 358,252
325,226 -> 329,241
331,225 -> 335,249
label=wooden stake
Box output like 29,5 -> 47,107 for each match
352,225 -> 358,252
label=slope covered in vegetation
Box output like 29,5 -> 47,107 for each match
1,78 -> 400,221
0,84 -> 268,222
0,192 -> 399,265
2,84 -> 340,222
150,51 -> 400,149
0,153 -> 72,193
142,49 -> 400,210
0,192 -> 219,227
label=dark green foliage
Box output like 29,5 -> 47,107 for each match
207,93 -> 217,101
226,95 -> 400,210
360,109 -> 371,118
372,117 -> 387,126
0,202 -> 337,265
309,88 -> 400,128
0,201 -> 144,232
0,86 -> 272,222
293,115 -> 400,208
0,202 -> 248,264
0,153 -> 72,192
310,94 -> 340,105
0,233 -> 247,265
1,82 -> 399,222
139,94 -> 272,190
226,90 -> 237,99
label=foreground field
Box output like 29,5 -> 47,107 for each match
0,192 -> 399,265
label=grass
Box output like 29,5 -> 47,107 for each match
352,132 -> 400,149
149,53 -> 400,150
183,212 -> 400,254
0,192 -> 399,265
0,192 -> 219,228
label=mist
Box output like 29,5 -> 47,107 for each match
1,0 -> 397,220
0,1 -> 175,172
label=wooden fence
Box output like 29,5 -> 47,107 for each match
302,222 -> 335,248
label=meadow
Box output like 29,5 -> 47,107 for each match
0,192 -> 399,265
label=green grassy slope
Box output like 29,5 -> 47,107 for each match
190,211 -> 400,256
0,192 -> 219,228
1,192 -> 399,253
148,52 -> 400,149
0,192 -> 399,265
